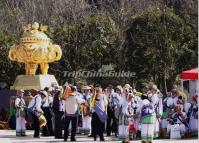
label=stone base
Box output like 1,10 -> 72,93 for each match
10,75 -> 59,90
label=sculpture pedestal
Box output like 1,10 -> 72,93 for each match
10,75 -> 59,90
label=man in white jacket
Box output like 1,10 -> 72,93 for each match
64,86 -> 85,141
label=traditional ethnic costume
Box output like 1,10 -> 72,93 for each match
139,98 -> 155,142
188,103 -> 198,136
15,95 -> 26,136
129,95 -> 141,139
81,92 -> 92,135
150,91 -> 163,138
166,110 -> 186,138
118,96 -> 133,143
185,101 -> 198,137
162,96 -> 174,136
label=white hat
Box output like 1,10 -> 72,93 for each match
40,90 -> 48,97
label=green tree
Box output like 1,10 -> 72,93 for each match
123,8 -> 197,93
48,15 -> 122,86
0,32 -> 22,87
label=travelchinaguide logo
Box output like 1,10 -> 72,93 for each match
62,65 -> 136,78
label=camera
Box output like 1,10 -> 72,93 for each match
178,96 -> 182,100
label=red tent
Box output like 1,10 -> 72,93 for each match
181,68 -> 198,80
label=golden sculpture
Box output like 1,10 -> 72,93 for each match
8,22 -> 62,75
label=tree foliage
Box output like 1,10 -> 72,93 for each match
47,15 -> 122,85
123,8 -> 197,92
0,0 -> 197,92
0,32 -> 22,86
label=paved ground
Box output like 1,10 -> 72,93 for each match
0,130 -> 198,143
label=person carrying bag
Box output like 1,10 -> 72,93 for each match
27,89 -> 46,138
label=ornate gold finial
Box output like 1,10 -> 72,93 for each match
8,22 -> 62,75
40,24 -> 48,32
31,22 -> 39,30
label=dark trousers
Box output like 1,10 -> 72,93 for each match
92,112 -> 105,139
107,108 -> 118,136
54,111 -> 64,138
90,120 -> 94,136
32,113 -> 40,137
64,115 -> 78,140
42,107 -> 53,136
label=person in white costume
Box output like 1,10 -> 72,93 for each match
138,93 -> 156,143
118,87 -> 134,143
15,89 -> 26,136
148,84 -> 163,139
184,95 -> 198,137
115,85 -> 123,98
129,89 -> 141,140
81,85 -> 92,135
162,90 -> 176,137
167,105 -> 186,138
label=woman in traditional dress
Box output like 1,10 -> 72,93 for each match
118,87 -> 133,143
15,89 -> 26,136
81,85 -> 92,135
148,84 -> 163,139
129,90 -> 141,140
161,91 -> 175,137
186,95 -> 198,137
138,93 -> 155,143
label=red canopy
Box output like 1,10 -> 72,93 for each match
181,68 -> 198,80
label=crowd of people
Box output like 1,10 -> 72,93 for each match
14,82 -> 198,143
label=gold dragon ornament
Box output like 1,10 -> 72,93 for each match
8,22 -> 62,75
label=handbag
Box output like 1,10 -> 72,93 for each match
26,96 -> 40,117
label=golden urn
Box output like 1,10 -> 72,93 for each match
8,22 -> 62,75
